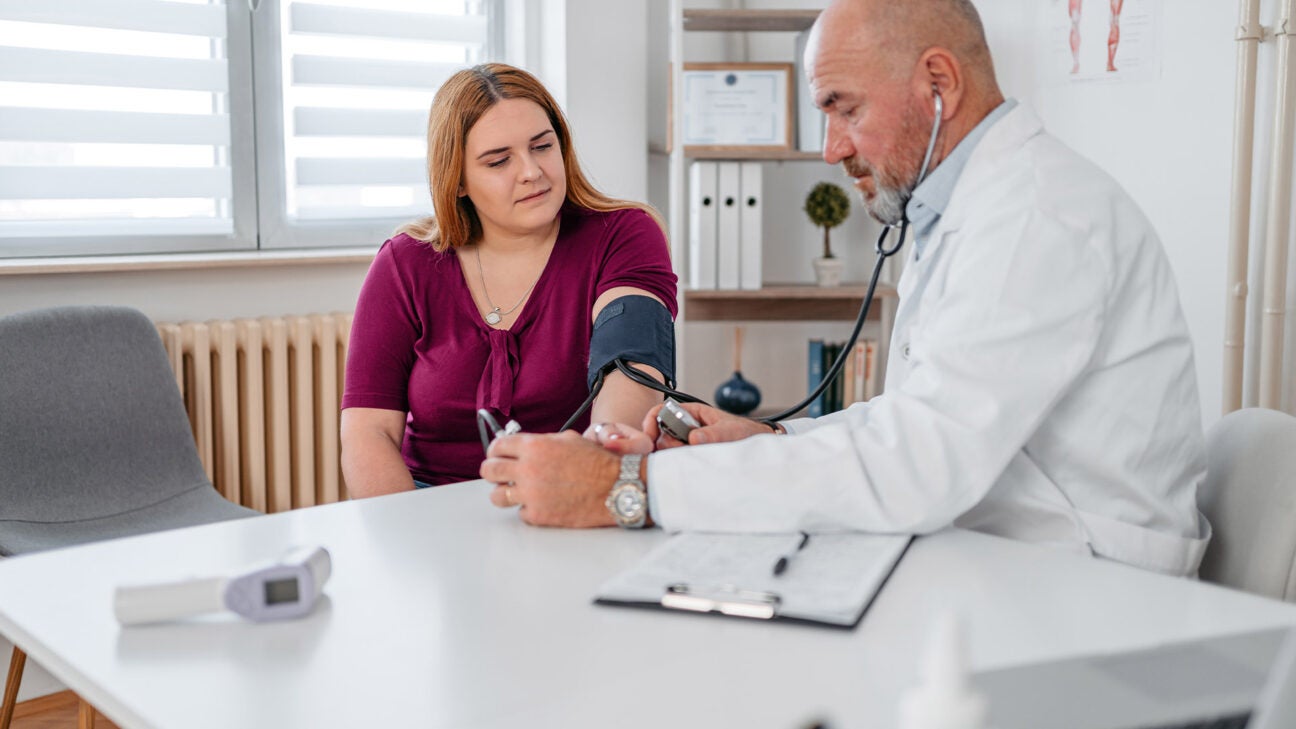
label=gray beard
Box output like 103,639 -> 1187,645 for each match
863,182 -> 910,227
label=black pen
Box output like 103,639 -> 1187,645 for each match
773,532 -> 810,576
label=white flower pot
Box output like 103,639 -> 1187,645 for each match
812,256 -> 844,287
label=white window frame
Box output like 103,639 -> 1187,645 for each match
0,0 -> 523,259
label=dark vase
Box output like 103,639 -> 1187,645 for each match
715,371 -> 761,416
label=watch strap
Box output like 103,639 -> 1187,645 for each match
619,453 -> 643,482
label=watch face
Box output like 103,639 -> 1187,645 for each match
615,488 -> 644,518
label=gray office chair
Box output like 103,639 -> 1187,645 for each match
0,306 -> 258,729
1198,407 -> 1296,601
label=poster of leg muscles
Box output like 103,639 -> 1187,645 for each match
1050,0 -> 1161,83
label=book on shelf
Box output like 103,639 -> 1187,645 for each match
833,342 -> 846,413
843,344 -> 856,405
807,338 -> 825,418
863,339 -> 878,401
822,341 -> 844,414
808,339 -> 879,416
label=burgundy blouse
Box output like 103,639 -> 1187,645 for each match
342,206 -> 677,486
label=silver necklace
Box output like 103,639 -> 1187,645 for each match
474,247 -> 543,326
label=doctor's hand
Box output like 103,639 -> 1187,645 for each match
582,421 -> 654,455
642,402 -> 780,451
481,431 -> 620,528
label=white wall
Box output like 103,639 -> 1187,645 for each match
564,0 -> 649,201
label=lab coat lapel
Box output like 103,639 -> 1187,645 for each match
885,105 -> 1046,393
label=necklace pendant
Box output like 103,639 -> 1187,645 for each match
485,309 -> 502,325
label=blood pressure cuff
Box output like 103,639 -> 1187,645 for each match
588,294 -> 676,390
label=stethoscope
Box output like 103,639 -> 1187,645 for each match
482,88 -> 947,442
763,87 -> 945,422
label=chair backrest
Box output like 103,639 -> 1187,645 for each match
1199,407 -> 1296,601
0,306 -> 216,526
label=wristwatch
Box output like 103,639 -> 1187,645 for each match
605,453 -> 648,529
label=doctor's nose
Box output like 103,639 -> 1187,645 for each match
822,118 -> 852,165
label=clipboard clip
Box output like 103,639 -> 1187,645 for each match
661,583 -> 781,620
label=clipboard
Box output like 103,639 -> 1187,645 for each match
594,532 -> 912,629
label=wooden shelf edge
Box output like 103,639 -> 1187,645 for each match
648,144 -> 823,161
683,9 -> 820,33
686,283 -> 897,299
684,283 -> 896,322
686,147 -> 823,161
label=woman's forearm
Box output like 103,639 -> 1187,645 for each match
341,409 -> 416,498
590,363 -> 665,431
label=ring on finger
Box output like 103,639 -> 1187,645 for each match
503,487 -> 514,506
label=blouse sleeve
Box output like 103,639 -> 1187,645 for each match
594,209 -> 679,318
342,240 -> 420,412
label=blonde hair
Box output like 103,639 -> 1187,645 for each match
396,63 -> 663,250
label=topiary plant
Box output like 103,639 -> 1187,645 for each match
804,182 -> 851,259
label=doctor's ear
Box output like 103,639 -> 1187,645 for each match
916,47 -> 962,120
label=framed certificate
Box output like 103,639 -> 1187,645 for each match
678,63 -> 794,153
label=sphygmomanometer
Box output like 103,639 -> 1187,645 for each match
555,293 -> 696,433
586,294 -> 676,391
114,546 -> 332,626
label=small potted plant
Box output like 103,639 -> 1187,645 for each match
804,181 -> 850,287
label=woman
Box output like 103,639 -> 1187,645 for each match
341,63 -> 676,497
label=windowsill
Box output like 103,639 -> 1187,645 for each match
0,247 -> 378,276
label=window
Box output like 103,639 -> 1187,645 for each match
0,0 -> 507,258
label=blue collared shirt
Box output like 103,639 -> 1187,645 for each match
906,99 -> 1018,259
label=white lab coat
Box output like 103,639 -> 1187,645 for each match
650,105 -> 1210,577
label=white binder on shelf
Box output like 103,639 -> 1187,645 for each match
738,162 -> 762,291
716,162 -> 741,290
688,162 -> 718,290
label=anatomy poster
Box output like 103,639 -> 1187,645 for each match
1049,0 -> 1162,83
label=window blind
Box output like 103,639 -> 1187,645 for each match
0,0 -> 250,255
260,0 -> 493,247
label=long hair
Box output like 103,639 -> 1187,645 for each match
396,63 -> 663,250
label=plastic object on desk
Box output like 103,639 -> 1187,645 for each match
897,611 -> 990,729
114,545 -> 332,626
714,326 -> 761,415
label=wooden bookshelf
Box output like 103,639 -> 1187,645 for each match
686,147 -> 822,161
684,283 -> 897,322
682,9 -> 819,33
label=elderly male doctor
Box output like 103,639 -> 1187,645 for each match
481,0 -> 1210,577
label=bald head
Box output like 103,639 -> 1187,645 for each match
812,0 -> 998,91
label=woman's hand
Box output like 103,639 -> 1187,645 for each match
582,421 -> 655,455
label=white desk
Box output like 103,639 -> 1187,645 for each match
0,480 -> 1293,729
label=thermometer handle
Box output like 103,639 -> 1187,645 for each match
114,576 -> 228,626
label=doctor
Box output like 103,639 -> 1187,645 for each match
481,0 -> 1211,576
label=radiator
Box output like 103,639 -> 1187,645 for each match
156,313 -> 354,513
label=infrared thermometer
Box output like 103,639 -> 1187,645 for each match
114,546 -> 332,626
